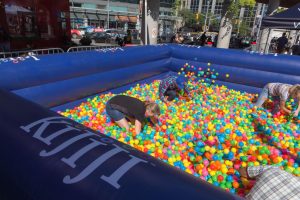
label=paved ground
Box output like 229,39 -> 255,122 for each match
72,39 -> 118,47
72,38 -> 141,46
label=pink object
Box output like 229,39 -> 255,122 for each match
234,164 -> 240,170
203,160 -> 209,166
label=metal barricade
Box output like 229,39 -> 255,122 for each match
0,46 -> 120,59
0,48 -> 64,58
66,45 -> 117,53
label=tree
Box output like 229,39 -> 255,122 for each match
209,17 -> 221,32
178,9 -> 197,27
172,0 -> 181,16
238,21 -> 251,36
217,0 -> 256,48
206,13 -> 222,32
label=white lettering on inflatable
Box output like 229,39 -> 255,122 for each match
101,155 -> 148,189
21,117 -> 149,189
100,137 -> 114,144
95,47 -> 124,53
63,144 -> 127,184
294,22 -> 300,29
28,52 -> 40,61
20,117 -> 73,145
42,125 -> 80,145
61,138 -> 106,168
0,58 -> 8,63
21,116 -> 66,132
17,57 -> 25,61
0,54 -> 40,65
39,130 -> 94,157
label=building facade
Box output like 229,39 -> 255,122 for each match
69,0 -> 179,35
159,0 -> 181,35
0,0 -> 71,51
69,0 -> 139,30
180,0 -> 266,36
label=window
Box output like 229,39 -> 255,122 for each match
73,3 -> 82,7
111,0 -> 139,4
5,4 -> 37,38
190,0 -> 200,13
82,3 -> 96,9
160,0 -> 175,8
97,5 -> 106,9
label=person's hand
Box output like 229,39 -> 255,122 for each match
238,167 -> 248,178
181,94 -> 191,102
163,96 -> 169,103
184,96 -> 191,102
155,123 -> 160,129
163,97 -> 170,104
165,100 -> 173,106
293,111 -> 299,117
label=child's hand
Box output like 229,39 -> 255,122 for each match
185,96 -> 191,102
166,101 -> 175,107
293,111 -> 299,117
163,97 -> 169,104
155,124 -> 161,131
238,167 -> 248,179
182,95 -> 191,102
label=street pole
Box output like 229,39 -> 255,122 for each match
144,0 -> 148,45
71,0 -> 75,28
107,0 -> 110,29
251,3 -> 262,36
204,0 -> 210,32
237,7 -> 245,37
256,4 -> 266,43
263,28 -> 271,53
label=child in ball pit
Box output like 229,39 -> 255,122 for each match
106,95 -> 160,134
254,83 -> 300,117
159,75 -> 191,103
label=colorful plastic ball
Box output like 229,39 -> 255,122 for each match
60,63 -> 300,198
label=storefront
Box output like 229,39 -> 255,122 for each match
0,0 -> 71,51
70,10 -> 138,31
70,11 -> 107,28
114,15 -> 137,30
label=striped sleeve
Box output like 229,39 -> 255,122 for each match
184,83 -> 190,96
247,165 -> 280,178
159,80 -> 168,101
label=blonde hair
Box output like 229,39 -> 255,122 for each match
290,84 -> 300,98
144,101 -> 160,116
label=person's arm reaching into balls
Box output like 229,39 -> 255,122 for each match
135,120 -> 142,135
280,100 -> 292,114
293,100 -> 300,117
239,165 -> 280,179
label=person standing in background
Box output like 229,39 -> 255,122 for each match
200,32 -> 207,46
277,33 -> 288,54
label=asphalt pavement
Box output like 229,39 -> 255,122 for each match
72,39 -> 118,47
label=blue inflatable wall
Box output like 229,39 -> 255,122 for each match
1,45 -> 299,109
1,44 -> 300,200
